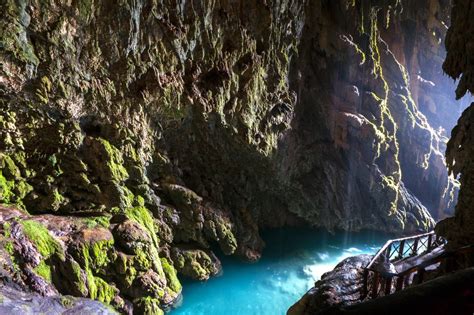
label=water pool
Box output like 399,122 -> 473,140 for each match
170,228 -> 388,315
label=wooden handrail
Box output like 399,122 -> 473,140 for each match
360,231 -> 462,300
362,239 -> 474,300
367,231 -> 437,269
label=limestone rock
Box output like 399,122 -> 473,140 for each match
0,282 -> 117,315
288,255 -> 372,315
439,0 -> 474,247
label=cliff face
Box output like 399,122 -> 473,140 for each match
280,0 -> 458,232
437,0 -> 474,247
0,0 -> 462,313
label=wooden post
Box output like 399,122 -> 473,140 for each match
385,245 -> 391,260
395,275 -> 404,291
398,240 -> 405,259
384,277 -> 392,295
412,239 -> 419,256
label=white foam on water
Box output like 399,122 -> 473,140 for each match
317,252 -> 329,260
345,247 -> 362,253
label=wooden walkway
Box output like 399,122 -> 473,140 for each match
361,231 -> 448,299
361,231 -> 474,300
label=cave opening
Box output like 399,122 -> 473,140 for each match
1,1 -> 474,315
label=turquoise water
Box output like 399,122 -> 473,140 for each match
170,228 -> 388,315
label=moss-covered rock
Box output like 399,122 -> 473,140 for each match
134,296 -> 164,315
21,219 -> 64,260
171,247 -> 221,281
0,205 -> 181,313
160,257 -> 182,295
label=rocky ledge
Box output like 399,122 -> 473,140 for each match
0,281 -> 117,315
0,203 -> 227,314
287,254 -> 371,315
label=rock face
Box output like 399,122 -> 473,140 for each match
0,282 -> 117,315
437,0 -> 474,248
287,254 -> 371,315
292,267 -> 474,315
0,0 -> 464,312
281,0 -> 460,233
0,205 -> 180,313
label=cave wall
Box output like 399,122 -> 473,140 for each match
0,0 -> 464,313
280,0 -> 459,233
0,0 -> 306,312
437,0 -> 474,247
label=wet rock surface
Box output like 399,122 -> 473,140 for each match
287,254 -> 371,315
0,204 -> 181,314
297,267 -> 474,315
281,0 -> 459,233
438,0 -> 474,248
0,282 -> 117,315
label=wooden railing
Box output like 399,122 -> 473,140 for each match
361,231 -> 447,300
366,231 -> 445,267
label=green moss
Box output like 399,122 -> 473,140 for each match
78,173 -> 91,185
124,205 -> 166,277
135,296 -> 164,315
20,220 -> 64,260
3,239 -> 20,272
75,237 -> 117,304
14,180 -> 33,200
36,76 -> 52,104
134,195 -> 145,207
82,216 -> 111,229
58,81 -> 69,98
4,240 -> 14,255
0,154 -> 20,179
116,253 -> 137,286
216,222 -> 238,255
48,154 -> 57,167
78,0 -> 94,22
356,5 -> 402,216
41,76 -> 52,93
3,223 -> 11,238
132,249 -> 152,270
160,258 -> 181,294
122,186 -> 135,209
0,0 -> 40,65
98,139 -> 129,182
0,171 -> 15,203
52,188 -> 65,208
19,220 -> 61,283
80,238 -> 114,270
124,205 -> 159,247
88,274 -> 117,304
34,260 -> 52,282
0,153 -> 32,206
70,259 -> 88,296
